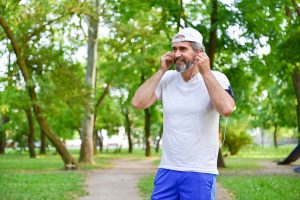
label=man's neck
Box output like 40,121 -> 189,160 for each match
181,65 -> 198,82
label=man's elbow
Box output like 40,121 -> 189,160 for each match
222,110 -> 233,117
221,104 -> 236,117
131,99 -> 146,109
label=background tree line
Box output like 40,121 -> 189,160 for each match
0,0 -> 299,168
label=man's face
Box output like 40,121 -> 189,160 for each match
172,41 -> 195,73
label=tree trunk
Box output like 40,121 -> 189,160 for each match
0,115 -> 10,154
291,0 -> 300,16
93,85 -> 110,154
144,108 -> 151,157
0,16 -> 78,169
79,0 -> 99,164
177,0 -> 183,30
124,108 -> 133,153
293,70 -> 300,143
40,129 -> 46,154
273,123 -> 278,149
25,108 -> 36,158
98,130 -> 103,153
280,1 -> 300,163
291,0 -> 300,143
0,131 -> 5,155
261,129 -> 264,148
155,124 -> 163,153
208,0 -> 218,68
217,147 -> 226,168
93,119 -> 98,155
208,0 -> 225,167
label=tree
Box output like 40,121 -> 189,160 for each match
79,0 -> 100,164
0,15 -> 78,168
0,0 -> 88,168
24,108 -> 36,158
0,112 -> 9,154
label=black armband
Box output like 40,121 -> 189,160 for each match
225,85 -> 235,100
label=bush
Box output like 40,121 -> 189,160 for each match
224,132 -> 252,155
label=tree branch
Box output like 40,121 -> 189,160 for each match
95,84 -> 110,111
0,16 -> 30,81
26,16 -> 65,41
292,0 -> 300,16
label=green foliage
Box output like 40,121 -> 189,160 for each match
221,116 -> 252,155
97,94 -> 123,136
224,131 -> 252,155
1,0 -> 300,162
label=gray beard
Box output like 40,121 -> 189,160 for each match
175,62 -> 193,73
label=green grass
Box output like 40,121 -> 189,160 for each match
2,145 -> 299,199
220,157 -> 264,172
218,175 -> 300,200
0,148 -> 161,200
0,154 -> 65,172
232,145 -> 297,159
0,149 -> 118,200
0,172 -> 85,200
138,145 -> 300,199
138,175 -> 155,200
95,148 -> 161,160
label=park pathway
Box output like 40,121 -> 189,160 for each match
79,158 -> 232,200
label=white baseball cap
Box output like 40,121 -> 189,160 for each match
172,27 -> 203,45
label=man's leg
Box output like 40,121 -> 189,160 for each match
151,169 -> 180,200
178,172 -> 216,200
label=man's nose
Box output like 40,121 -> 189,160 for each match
174,50 -> 182,58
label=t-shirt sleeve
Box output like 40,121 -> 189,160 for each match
155,71 -> 171,100
214,72 -> 235,99
155,80 -> 162,100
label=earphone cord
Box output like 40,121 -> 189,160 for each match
221,117 -> 229,146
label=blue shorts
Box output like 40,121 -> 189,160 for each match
151,168 -> 216,200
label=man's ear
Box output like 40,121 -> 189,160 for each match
194,50 -> 201,55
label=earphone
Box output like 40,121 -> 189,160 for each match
221,117 -> 229,146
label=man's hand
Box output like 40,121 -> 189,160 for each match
160,51 -> 174,72
194,52 -> 210,74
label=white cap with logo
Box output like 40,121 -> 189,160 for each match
172,27 -> 203,45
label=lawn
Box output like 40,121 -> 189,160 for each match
0,148 -> 160,200
0,172 -> 85,200
0,149 -> 117,200
0,151 -> 86,200
1,145 -> 299,200
138,145 -> 300,200
218,175 -> 300,200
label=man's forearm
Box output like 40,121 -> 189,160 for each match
132,69 -> 166,109
201,71 -> 235,116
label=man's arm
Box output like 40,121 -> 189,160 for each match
195,52 -> 235,116
131,51 -> 174,109
131,69 -> 164,109
201,72 -> 235,116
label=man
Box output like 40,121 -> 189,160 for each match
132,27 -> 235,200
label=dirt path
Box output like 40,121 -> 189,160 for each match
79,159 -> 156,200
78,158 -> 232,200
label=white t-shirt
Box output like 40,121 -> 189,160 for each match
155,70 -> 232,175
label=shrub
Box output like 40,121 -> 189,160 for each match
224,131 -> 252,155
